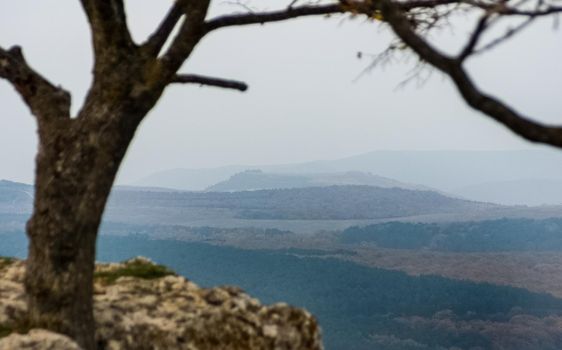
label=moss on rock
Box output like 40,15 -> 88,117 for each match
94,257 -> 175,285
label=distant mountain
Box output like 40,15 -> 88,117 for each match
0,179 -> 33,192
130,150 -> 562,196
0,180 -> 183,210
114,185 -> 186,193
107,185 -> 493,221
205,170 -> 311,192
0,180 -> 490,223
0,180 -> 33,213
271,149 -> 562,191
206,170 -> 429,192
4,178 -> 562,233
453,178 -> 562,206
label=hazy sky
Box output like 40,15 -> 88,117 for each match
0,0 -> 560,184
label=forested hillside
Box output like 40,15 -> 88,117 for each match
107,185 -> 490,220
3,233 -> 562,350
341,218 -> 562,251
206,170 -> 426,192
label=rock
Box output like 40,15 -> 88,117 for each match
0,257 -> 323,350
0,259 -> 26,325
0,329 -> 82,350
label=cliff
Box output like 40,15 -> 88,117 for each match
0,257 -> 322,350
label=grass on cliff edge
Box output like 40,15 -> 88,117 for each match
94,258 -> 176,285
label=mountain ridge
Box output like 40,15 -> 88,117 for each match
205,169 -> 432,192
129,150 -> 562,202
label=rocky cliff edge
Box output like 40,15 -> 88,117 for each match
0,257 -> 322,350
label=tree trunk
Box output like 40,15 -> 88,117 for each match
4,4 -> 196,347
24,109 -> 142,350
26,211 -> 98,350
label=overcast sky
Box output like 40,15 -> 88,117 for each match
0,0 -> 560,184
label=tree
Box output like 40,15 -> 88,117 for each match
361,0 -> 562,146
0,0 -> 560,349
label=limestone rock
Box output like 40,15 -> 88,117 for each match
0,257 -> 323,350
0,329 -> 82,350
0,259 -> 26,325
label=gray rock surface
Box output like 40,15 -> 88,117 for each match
0,330 -> 82,350
0,257 -> 322,350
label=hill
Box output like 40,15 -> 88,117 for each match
4,180 -> 562,234
106,185 -> 492,221
130,150 -> 562,196
205,170 -> 429,192
0,180 -> 33,214
341,218 -> 562,251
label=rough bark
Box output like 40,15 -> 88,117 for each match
22,53 -> 171,347
25,115 -> 137,350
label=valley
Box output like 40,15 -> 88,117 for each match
3,157 -> 562,349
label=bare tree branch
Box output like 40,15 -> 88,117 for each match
154,0 -> 463,83
458,14 -> 490,61
473,16 -> 535,55
204,3 -> 343,32
462,0 -> 562,17
159,0 -> 211,78
400,0 -> 463,11
512,6 -> 562,16
0,46 -> 71,126
203,0 -> 463,33
172,74 -> 248,91
142,1 -> 186,57
376,0 -> 562,147
79,0 -> 135,68
494,4 -> 562,16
